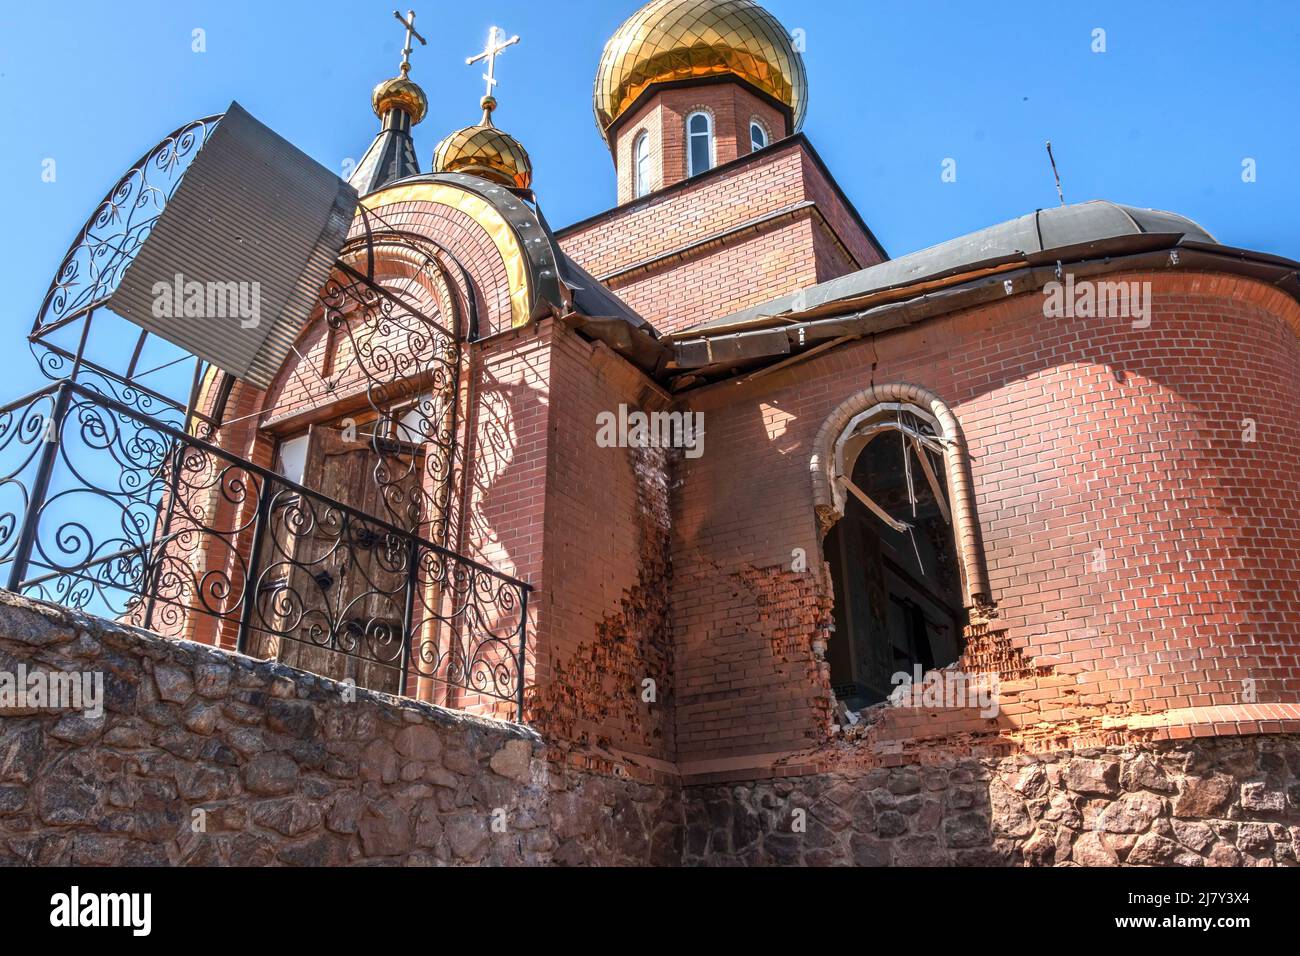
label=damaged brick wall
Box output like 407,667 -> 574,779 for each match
728,563 -> 836,742
671,273 -> 1300,776
828,615 -> 1300,770
527,443 -> 675,764
957,620 -> 1051,682
528,324 -> 677,771
671,382 -> 842,768
0,591 -> 682,867
672,551 -> 836,768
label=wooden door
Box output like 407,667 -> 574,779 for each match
253,425 -> 424,694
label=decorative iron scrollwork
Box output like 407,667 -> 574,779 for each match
0,380 -> 529,715
32,115 -> 223,339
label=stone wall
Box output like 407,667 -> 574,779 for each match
5,589 -> 1298,867
683,736 -> 1300,867
0,591 -> 680,867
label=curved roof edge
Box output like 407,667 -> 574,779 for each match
689,201 -> 1227,336
365,172 -> 654,363
361,172 -> 568,322
662,200 -> 1300,388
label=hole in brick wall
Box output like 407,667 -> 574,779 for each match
825,410 -> 967,710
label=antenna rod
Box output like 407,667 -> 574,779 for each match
1046,140 -> 1065,206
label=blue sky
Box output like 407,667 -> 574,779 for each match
1,0 -> 1297,395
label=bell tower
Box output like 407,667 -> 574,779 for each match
593,0 -> 808,204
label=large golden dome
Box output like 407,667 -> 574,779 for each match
433,97 -> 533,189
594,0 -> 808,142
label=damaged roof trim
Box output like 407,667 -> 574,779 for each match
547,196 -> 1298,393
669,239 -> 1300,388
670,232 -> 1184,341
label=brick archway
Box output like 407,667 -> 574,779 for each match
810,382 -> 991,608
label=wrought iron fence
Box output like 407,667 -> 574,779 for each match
0,378 -> 529,718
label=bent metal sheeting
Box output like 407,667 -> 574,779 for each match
103,103 -> 358,390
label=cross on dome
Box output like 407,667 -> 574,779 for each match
393,9 -> 427,78
467,26 -> 520,105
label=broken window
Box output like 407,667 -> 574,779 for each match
825,404 -> 967,709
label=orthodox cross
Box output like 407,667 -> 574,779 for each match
393,9 -> 427,77
467,26 -> 521,100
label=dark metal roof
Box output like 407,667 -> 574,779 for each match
556,252 -> 650,331
662,201 -> 1300,388
690,200 -> 1217,335
555,250 -> 665,371
349,111 -> 422,196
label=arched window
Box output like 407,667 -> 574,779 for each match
811,386 -> 991,710
633,131 -> 652,198
750,120 -> 768,152
687,111 -> 714,176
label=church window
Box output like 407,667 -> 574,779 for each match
634,131 -> 652,198
274,433 -> 310,485
822,400 -> 973,710
687,111 -> 714,176
750,120 -> 769,152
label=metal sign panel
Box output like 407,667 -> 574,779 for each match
105,103 -> 358,389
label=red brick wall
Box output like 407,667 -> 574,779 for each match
603,215 -> 823,333
669,272 -> 1300,773
346,200 -> 516,337
559,138 -> 885,335
528,321 -> 677,770
459,324 -> 551,585
432,323 -> 554,720
611,84 -> 790,205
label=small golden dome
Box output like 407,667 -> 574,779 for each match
433,98 -> 533,189
594,0 -> 808,143
372,75 -> 429,124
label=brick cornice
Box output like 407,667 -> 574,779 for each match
556,133 -> 888,264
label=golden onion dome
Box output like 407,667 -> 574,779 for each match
372,75 -> 429,124
433,97 -> 533,189
594,0 -> 808,142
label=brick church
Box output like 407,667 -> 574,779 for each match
7,0 -> 1300,867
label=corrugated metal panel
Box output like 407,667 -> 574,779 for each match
106,103 -> 358,390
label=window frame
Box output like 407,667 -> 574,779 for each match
749,119 -> 769,152
812,385 -> 992,610
686,110 -> 715,177
633,130 -> 652,198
